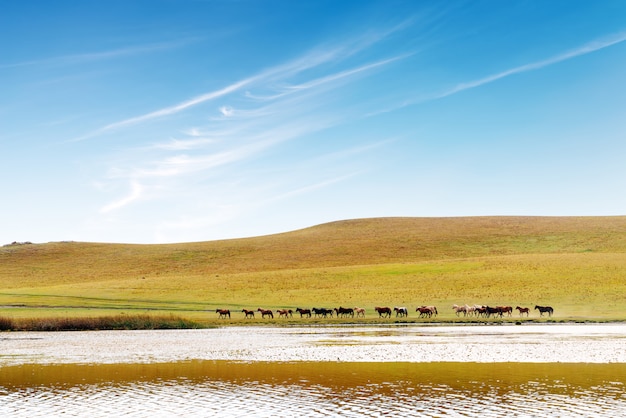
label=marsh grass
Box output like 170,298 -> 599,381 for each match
0,314 -> 203,331
1,217 -> 626,325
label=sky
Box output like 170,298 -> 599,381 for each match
1,1 -> 625,244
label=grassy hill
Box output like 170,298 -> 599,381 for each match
1,216 -> 625,324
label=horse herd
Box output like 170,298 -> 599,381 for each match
216,307 -> 368,319
452,304 -> 554,318
213,304 -> 553,319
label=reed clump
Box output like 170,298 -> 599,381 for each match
0,316 -> 14,331
1,314 -> 204,331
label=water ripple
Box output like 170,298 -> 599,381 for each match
2,377 -> 626,417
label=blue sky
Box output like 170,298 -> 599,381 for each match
2,1 -> 625,244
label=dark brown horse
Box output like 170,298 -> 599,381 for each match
474,306 -> 487,317
375,306 -> 392,318
312,307 -> 333,318
535,305 -> 554,317
216,309 -> 230,319
257,308 -> 274,319
296,308 -> 312,318
335,307 -> 354,318
515,306 -> 530,317
484,306 -> 502,318
242,309 -> 255,318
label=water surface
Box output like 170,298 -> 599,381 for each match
2,361 -> 625,417
2,324 -> 625,416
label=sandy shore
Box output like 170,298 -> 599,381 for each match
1,323 -> 625,366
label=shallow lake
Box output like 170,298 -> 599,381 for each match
1,324 -> 625,416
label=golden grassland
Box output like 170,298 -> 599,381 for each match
1,216 -> 626,327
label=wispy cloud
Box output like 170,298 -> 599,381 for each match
369,30 -> 626,117
100,180 -> 143,213
0,39 -> 196,70
280,55 -> 409,93
75,22 -> 413,142
152,137 -> 216,151
94,19 -> 414,218
435,31 -> 626,99
74,77 -> 256,141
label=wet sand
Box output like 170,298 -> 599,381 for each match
1,324 -> 625,366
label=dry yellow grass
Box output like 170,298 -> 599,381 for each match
1,216 -> 625,324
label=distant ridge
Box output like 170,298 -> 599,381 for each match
2,216 -> 625,280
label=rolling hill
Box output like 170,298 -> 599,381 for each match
1,216 -> 625,321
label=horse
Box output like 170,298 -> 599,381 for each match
515,306 -> 530,317
426,306 -> 438,316
257,308 -> 274,319
416,306 -> 437,318
474,306 -> 487,317
276,309 -> 292,318
335,307 -> 354,318
497,306 -> 513,317
312,307 -> 333,318
242,309 -> 255,318
535,305 -> 554,317
216,309 -> 230,319
452,304 -> 469,317
375,306 -> 392,318
484,306 -> 502,318
354,307 -> 366,318
394,307 -> 408,317
296,308 -> 312,318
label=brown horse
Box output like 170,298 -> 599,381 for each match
296,308 -> 312,318
416,306 -> 437,318
242,309 -> 255,318
216,309 -> 230,319
515,306 -> 530,317
375,306 -> 392,318
257,308 -> 274,319
354,307 -> 366,318
497,306 -> 513,317
276,309 -> 293,318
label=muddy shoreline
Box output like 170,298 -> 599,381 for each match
2,323 -> 625,366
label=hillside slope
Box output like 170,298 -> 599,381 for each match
2,216 -> 626,286
1,216 -> 625,320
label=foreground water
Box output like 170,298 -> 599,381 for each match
1,324 -> 625,416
